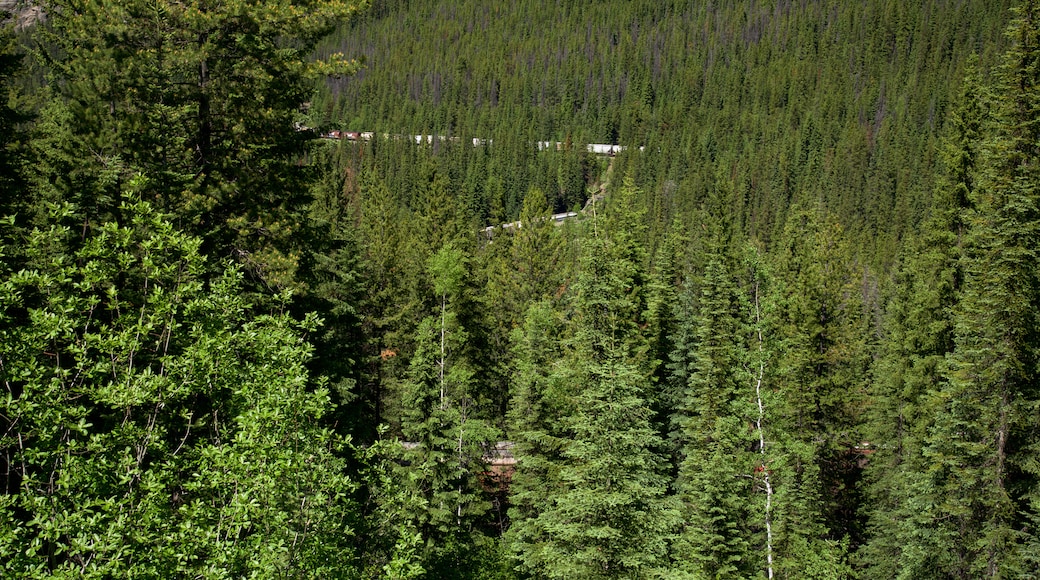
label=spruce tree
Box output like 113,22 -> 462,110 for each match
0,20 -> 27,240
767,207 -> 866,578
514,226 -> 678,579
921,3 -> 1040,575
504,300 -> 571,573
355,173 -> 427,431
398,242 -> 498,576
480,187 -> 567,421
857,58 -> 989,578
643,219 -> 686,439
671,253 -> 757,579
32,0 -> 366,287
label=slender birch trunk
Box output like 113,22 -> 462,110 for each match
751,276 -> 774,580
440,294 -> 446,410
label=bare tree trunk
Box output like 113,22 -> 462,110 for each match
751,277 -> 775,580
440,294 -> 446,410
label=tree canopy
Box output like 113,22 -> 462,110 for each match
4,0 -> 1040,577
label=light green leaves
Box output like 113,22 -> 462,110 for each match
0,195 -> 359,577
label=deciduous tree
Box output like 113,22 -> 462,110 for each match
0,193 -> 360,577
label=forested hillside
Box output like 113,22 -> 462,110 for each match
318,0 -> 1014,262
3,0 -> 1040,578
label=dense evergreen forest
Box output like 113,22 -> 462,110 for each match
3,0 -> 1040,577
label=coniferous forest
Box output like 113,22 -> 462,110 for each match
3,0 -> 1040,577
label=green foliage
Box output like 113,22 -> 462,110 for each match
4,0 -> 1037,576
323,0 -> 1013,266
503,301 -> 570,572
764,207 -> 870,574
508,217 -> 678,578
295,151 -> 370,436
916,3 -> 1040,575
859,4 -> 1040,576
32,0 -> 367,288
857,57 -> 989,579
0,194 -> 359,577
670,254 -> 758,579
0,20 -> 28,237
353,431 -> 427,579
397,242 -> 500,575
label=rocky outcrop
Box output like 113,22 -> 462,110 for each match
0,1 -> 44,30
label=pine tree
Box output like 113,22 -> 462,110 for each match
767,207 -> 866,578
0,20 -> 28,241
505,187 -> 567,321
480,187 -> 567,423
643,219 -> 686,438
920,3 -> 1040,575
504,300 -> 571,573
857,58 -> 989,578
671,253 -> 757,579
292,144 -> 371,437
515,227 -> 678,579
398,242 -> 498,576
355,173 -> 426,431
33,0 -> 366,287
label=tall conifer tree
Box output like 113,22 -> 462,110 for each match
398,242 -> 498,576
511,210 -> 678,578
671,252 -> 757,579
922,3 -> 1040,575
504,301 -> 571,573
767,207 -> 866,578
858,58 -> 989,577
0,19 -> 27,238
33,0 -> 366,286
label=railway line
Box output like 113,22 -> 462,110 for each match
315,128 -> 642,157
